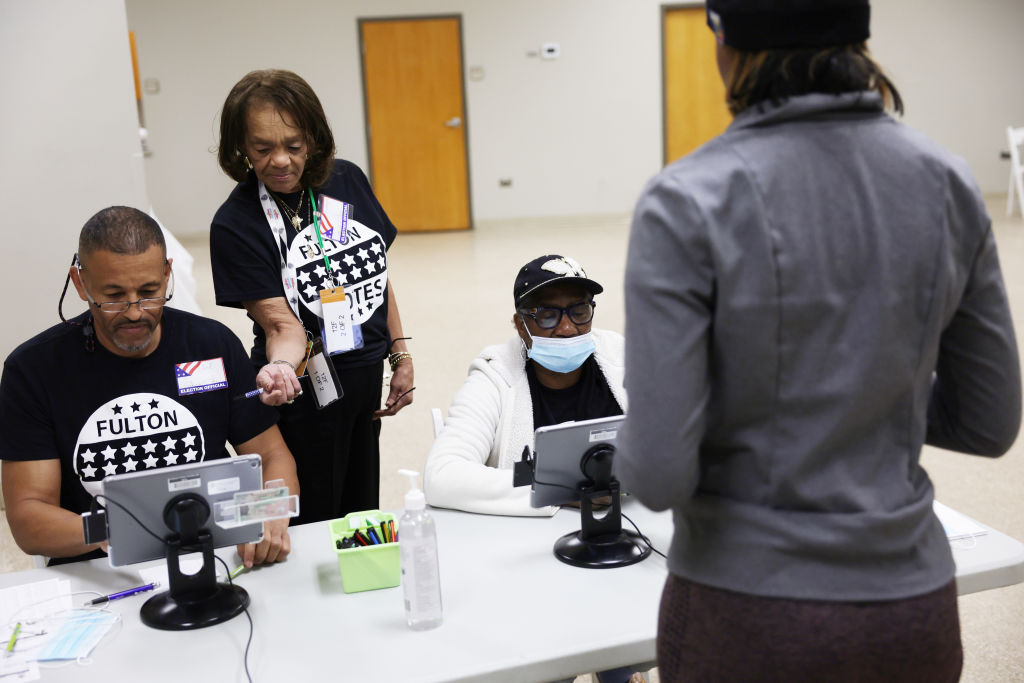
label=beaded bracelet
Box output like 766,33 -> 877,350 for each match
270,359 -> 296,371
388,351 -> 412,372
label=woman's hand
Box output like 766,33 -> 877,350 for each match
374,359 -> 414,419
257,361 -> 303,406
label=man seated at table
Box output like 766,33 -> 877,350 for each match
0,206 -> 299,567
425,254 -> 627,516
426,256 -> 645,682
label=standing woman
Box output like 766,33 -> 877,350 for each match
211,69 -> 413,525
619,1 -> 1020,681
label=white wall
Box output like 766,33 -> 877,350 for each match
0,0 -> 149,360
871,0 -> 1024,194
125,0 -> 1024,239
124,0 -> 667,237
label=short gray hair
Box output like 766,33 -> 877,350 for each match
78,206 -> 166,266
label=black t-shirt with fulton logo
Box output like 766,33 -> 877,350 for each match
0,308 -> 277,532
210,159 -> 398,371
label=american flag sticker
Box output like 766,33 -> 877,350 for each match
317,194 -> 351,243
175,357 -> 228,396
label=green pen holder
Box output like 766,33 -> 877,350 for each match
329,510 -> 400,593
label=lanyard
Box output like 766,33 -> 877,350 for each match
308,188 -> 333,278
258,181 -> 313,319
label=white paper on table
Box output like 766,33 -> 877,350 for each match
0,578 -> 72,678
934,501 -> 989,541
0,660 -> 40,681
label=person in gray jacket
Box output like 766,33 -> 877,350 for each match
617,1 -> 1021,681
425,255 -> 626,517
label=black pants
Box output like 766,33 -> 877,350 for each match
278,362 -> 383,525
657,574 -> 962,683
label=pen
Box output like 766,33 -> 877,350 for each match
385,386 -> 416,411
5,623 -> 20,656
89,582 -> 158,605
389,519 -> 397,542
380,520 -> 390,543
234,387 -> 264,401
229,564 -> 246,580
366,528 -> 381,545
352,530 -> 371,546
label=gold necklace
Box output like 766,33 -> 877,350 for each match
271,190 -> 305,231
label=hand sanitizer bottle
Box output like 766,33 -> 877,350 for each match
398,469 -> 443,630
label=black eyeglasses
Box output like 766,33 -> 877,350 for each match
59,253 -> 174,321
519,301 -> 596,330
80,278 -> 174,314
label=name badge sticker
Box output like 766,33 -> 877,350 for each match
320,287 -> 357,354
175,358 -> 228,396
208,476 -> 241,495
589,428 -> 618,443
317,195 -> 351,243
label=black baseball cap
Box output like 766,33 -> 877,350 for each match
706,0 -> 870,51
514,255 -> 603,307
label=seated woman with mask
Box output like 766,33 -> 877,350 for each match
424,254 -> 626,516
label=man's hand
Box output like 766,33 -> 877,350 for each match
374,360 -> 414,419
236,518 -> 291,568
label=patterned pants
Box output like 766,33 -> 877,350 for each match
657,574 -> 962,682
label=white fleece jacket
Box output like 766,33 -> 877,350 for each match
424,329 -> 626,516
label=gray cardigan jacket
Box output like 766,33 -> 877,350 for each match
618,92 -> 1021,601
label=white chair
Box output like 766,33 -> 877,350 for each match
431,407 -> 444,439
1007,125 -> 1024,218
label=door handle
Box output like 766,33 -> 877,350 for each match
444,116 -> 462,128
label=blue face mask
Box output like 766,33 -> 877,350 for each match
524,328 -> 596,374
36,610 -> 118,661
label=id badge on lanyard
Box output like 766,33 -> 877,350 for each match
304,337 -> 344,410
319,285 -> 358,355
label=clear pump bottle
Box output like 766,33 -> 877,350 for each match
398,469 -> 443,630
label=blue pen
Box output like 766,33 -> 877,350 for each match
234,387 -> 264,401
89,582 -> 159,605
366,528 -> 381,545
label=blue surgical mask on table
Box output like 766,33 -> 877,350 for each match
524,329 -> 596,374
35,611 -> 118,661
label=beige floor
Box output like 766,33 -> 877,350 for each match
2,200 -> 1023,682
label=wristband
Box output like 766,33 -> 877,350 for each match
389,336 -> 412,351
388,351 -> 412,372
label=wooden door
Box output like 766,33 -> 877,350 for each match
663,6 -> 732,165
360,16 -> 471,232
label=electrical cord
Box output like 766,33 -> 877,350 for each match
93,494 -> 254,682
92,494 -> 208,555
621,512 -> 666,559
531,475 -> 579,493
214,555 -> 254,683
92,494 -> 166,545
536,473 -> 666,559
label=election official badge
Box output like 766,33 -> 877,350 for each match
73,393 -> 206,496
289,217 -> 387,325
175,357 -> 228,396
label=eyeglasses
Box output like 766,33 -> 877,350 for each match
519,301 -> 595,329
83,287 -> 174,314
73,257 -> 175,315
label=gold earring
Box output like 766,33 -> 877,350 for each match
244,156 -> 254,170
